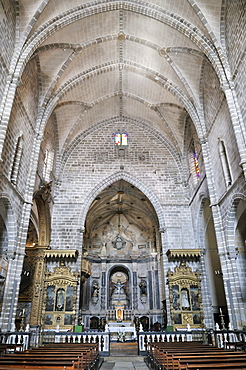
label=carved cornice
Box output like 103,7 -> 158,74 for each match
45,249 -> 78,259
45,264 -> 79,284
166,248 -> 201,261
167,261 -> 201,282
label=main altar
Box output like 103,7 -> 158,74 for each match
107,321 -> 136,341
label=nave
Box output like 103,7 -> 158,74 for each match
0,0 -> 246,349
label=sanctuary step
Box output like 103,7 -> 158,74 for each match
110,342 -> 138,357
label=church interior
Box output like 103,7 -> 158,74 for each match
0,0 -> 246,345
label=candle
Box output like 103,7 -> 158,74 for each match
219,308 -> 222,315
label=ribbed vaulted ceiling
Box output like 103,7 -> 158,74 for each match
17,0 -> 223,159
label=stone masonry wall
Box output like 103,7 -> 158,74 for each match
50,121 -> 196,252
0,0 -> 16,104
1,59 -> 39,198
201,60 -> 241,200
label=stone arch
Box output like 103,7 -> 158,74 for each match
196,193 -> 210,249
226,193 -> 246,255
78,171 -> 166,232
226,193 -> 246,304
197,194 -> 229,328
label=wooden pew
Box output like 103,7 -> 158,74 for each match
182,364 -> 246,370
32,342 -> 99,369
175,355 -> 246,370
0,342 -> 99,369
146,341 -> 246,370
0,344 -> 19,355
225,341 -> 246,352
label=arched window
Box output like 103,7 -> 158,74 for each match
219,140 -> 232,187
10,135 -> 23,185
188,141 -> 201,185
193,151 -> 201,180
114,133 -> 128,146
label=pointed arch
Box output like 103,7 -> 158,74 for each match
226,193 -> 246,257
78,171 -> 166,232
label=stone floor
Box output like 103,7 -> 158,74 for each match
99,356 -> 149,369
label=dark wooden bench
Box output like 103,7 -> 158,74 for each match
0,342 -> 99,369
183,364 -> 246,370
225,341 -> 246,351
175,355 -> 246,370
146,341 -> 246,370
0,344 -> 19,356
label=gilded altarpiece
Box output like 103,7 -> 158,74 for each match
42,263 -> 79,330
167,261 -> 204,329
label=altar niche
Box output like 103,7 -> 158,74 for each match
109,268 -> 130,320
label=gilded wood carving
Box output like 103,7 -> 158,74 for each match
42,262 -> 79,330
167,261 -> 204,329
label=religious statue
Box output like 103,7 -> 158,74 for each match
134,316 -> 140,332
139,279 -> 147,296
100,317 -> 107,331
91,280 -> 100,305
92,280 -> 100,297
181,289 -> 190,310
56,289 -> 65,311
114,280 -> 125,295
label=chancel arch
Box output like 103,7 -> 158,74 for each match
80,179 -> 165,333
78,170 -> 167,235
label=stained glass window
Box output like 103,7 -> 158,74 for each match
121,133 -> 128,145
193,152 -> 200,179
114,133 -> 128,146
114,133 -> 121,145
